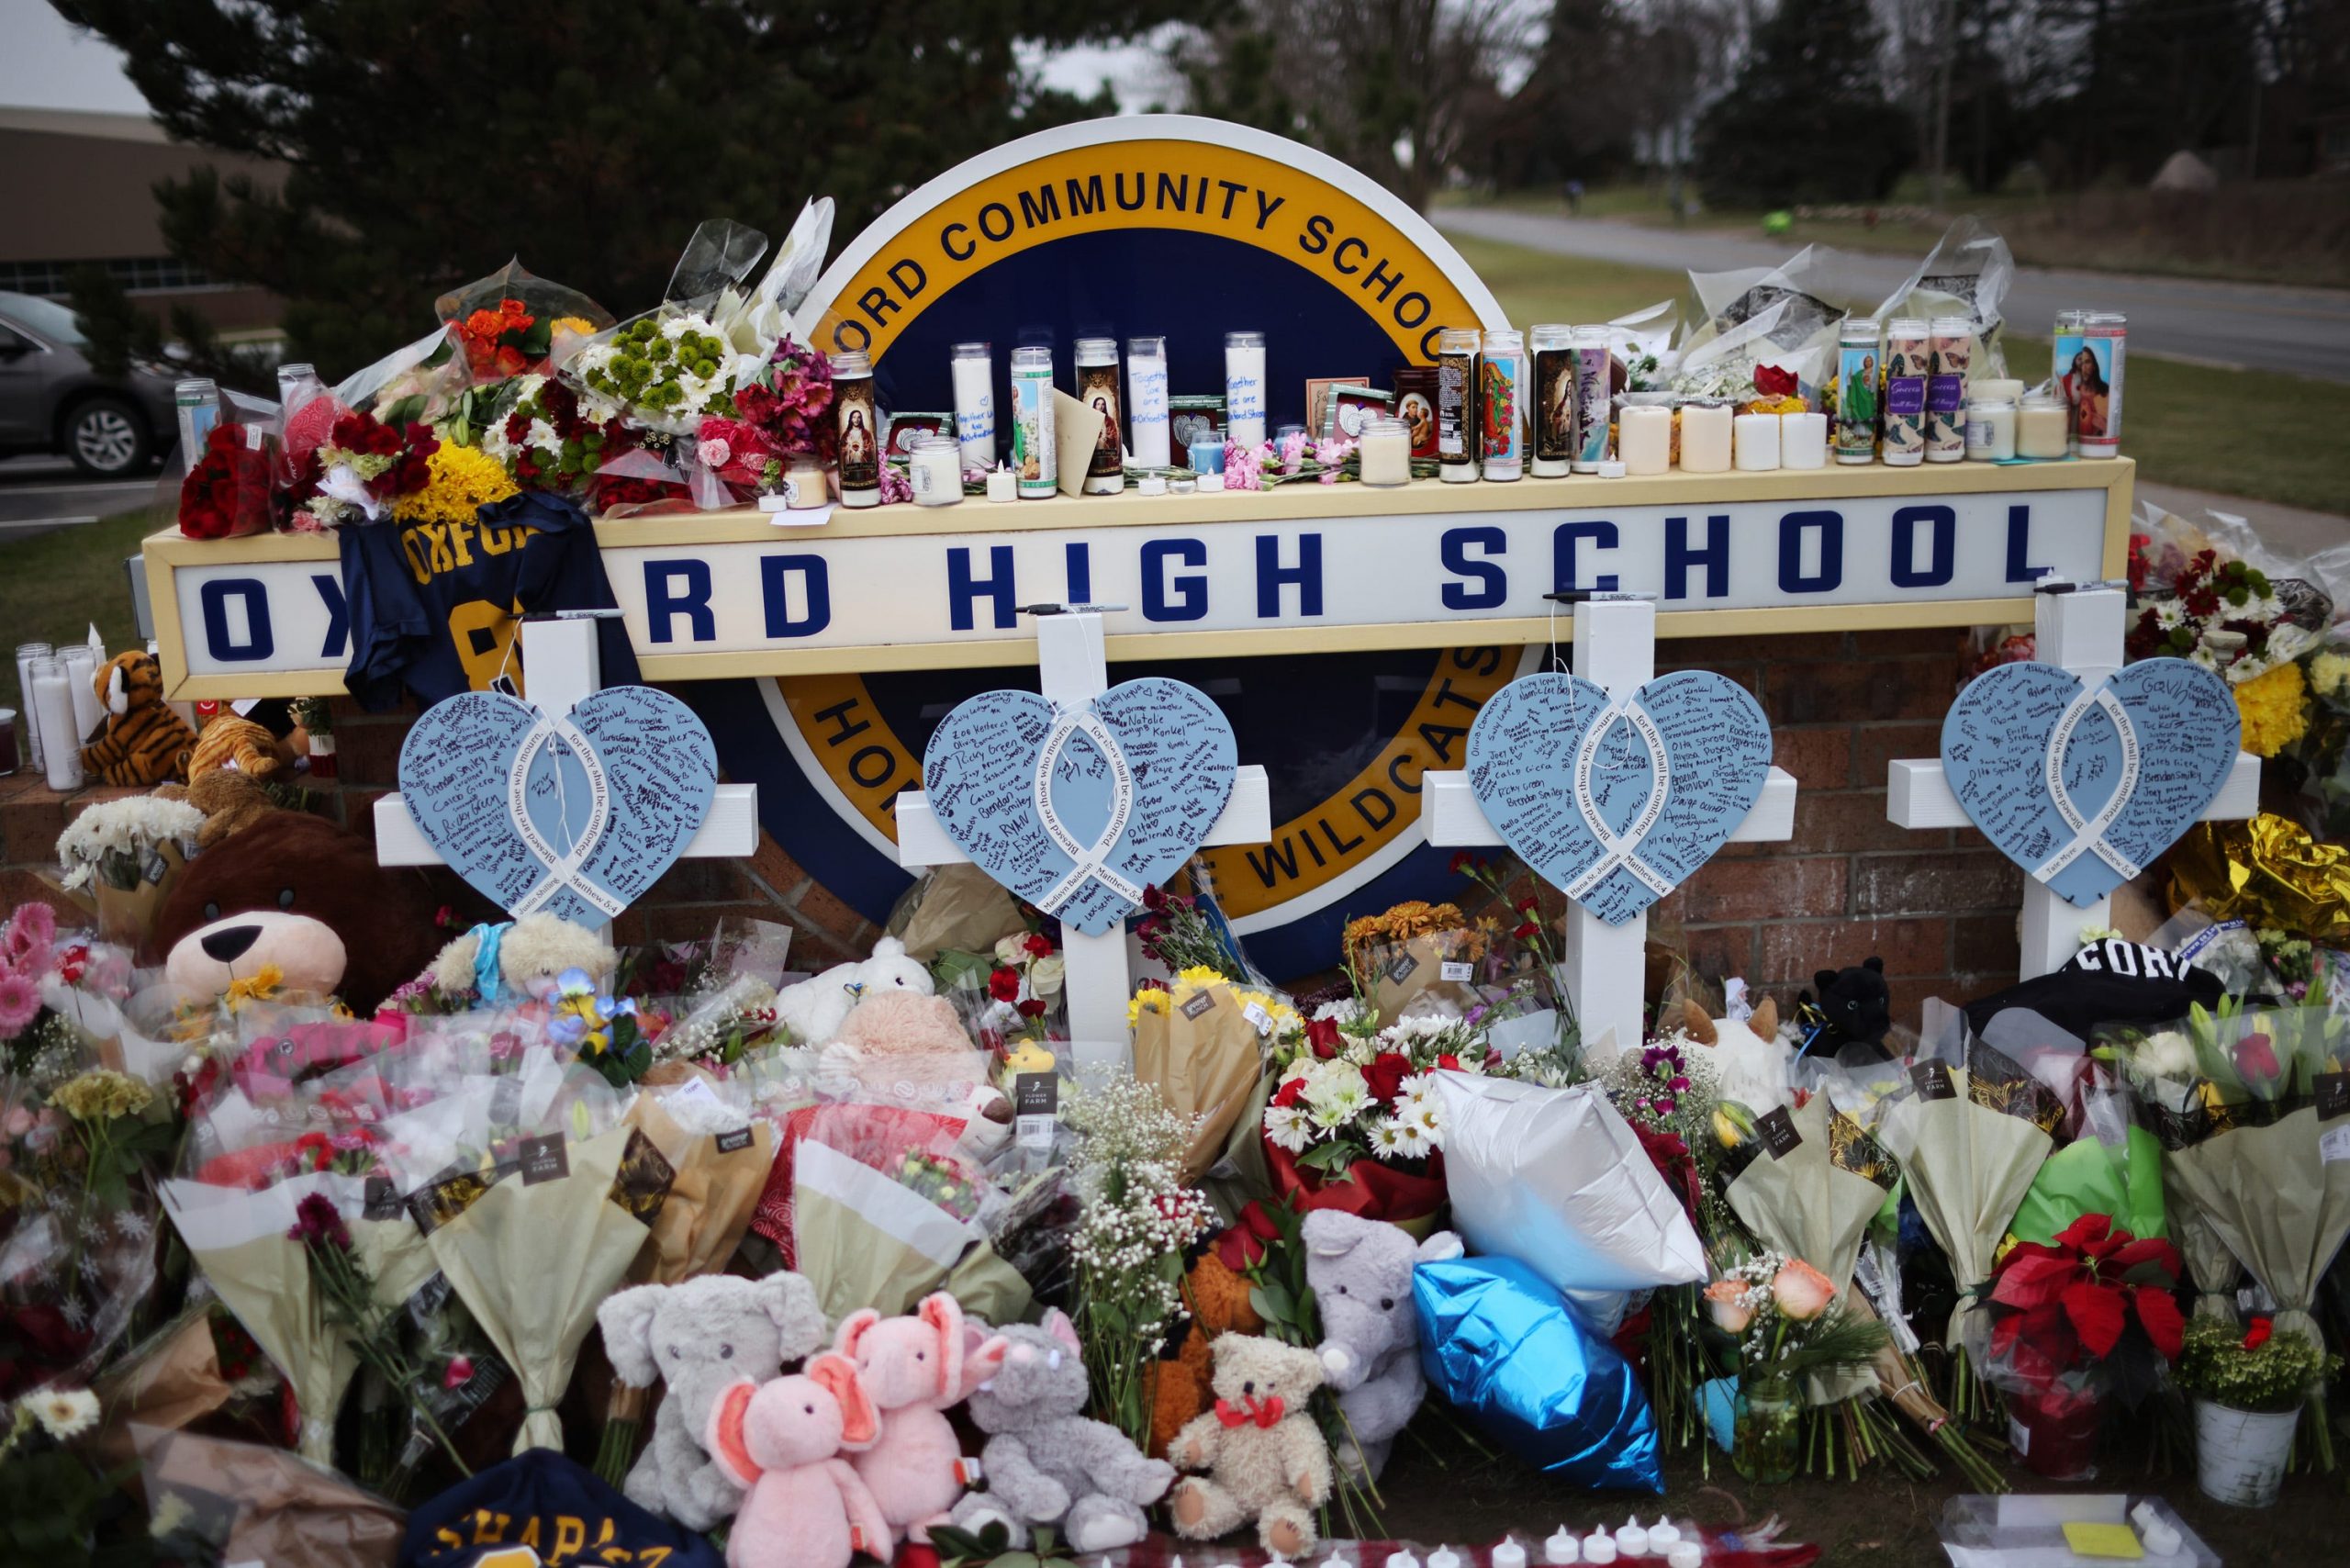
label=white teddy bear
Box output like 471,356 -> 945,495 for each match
773,935 -> 935,1046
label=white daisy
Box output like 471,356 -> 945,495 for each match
26,1387 -> 98,1440
1368,1119 -> 1409,1157
1263,1103 -> 1315,1154
1390,1119 -> 1432,1159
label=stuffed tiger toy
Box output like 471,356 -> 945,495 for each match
185,713 -> 293,783
78,651 -> 198,787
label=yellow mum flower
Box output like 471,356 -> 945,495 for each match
1174,966 -> 1228,992
2311,651 -> 2350,699
225,962 -> 285,1011
402,442 -> 520,530
2234,661 -> 2309,757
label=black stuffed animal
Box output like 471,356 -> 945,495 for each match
1796,956 -> 1891,1060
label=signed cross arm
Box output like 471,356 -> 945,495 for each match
1420,766 -> 1800,848
374,785 -> 762,867
1885,754 -> 2261,831
893,767 -> 1275,868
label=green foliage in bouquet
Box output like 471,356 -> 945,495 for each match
2176,1316 -> 2341,1415
931,1519 -> 1077,1568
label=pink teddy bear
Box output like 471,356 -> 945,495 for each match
836,1292 -> 1010,1544
707,1351 -> 892,1568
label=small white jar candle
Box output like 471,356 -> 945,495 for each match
783,454 -> 828,509
1780,411 -> 1828,469
908,435 -> 964,506
2017,394 -> 2070,459
1543,1528 -> 1580,1565
1225,330 -> 1267,445
1492,1539 -> 1528,1568
1679,400 -> 1732,472
1964,397 -> 2017,461
1618,405 -> 1671,475
1358,413 -> 1412,487
1732,411 -> 1781,471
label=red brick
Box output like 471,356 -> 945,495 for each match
1772,727 -> 1852,790
0,868 -> 79,920
1953,913 -> 2019,975
1,790 -> 68,866
790,881 -> 871,946
1656,659 -> 1762,701
646,902 -> 776,942
1886,976 -> 1956,1033
63,785 -> 147,820
1852,850 -> 2020,915
333,720 -> 408,787
748,835 -> 811,900
1763,656 -> 1960,724
1853,722 -> 1946,784
1679,856 -> 1847,922
1751,916 -> 1947,984
788,926 -> 862,970
0,769 -> 50,805
1781,790 -> 1937,855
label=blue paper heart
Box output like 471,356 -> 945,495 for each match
1941,657 -> 2239,909
921,678 -> 1237,936
1466,670 -> 1774,925
398,686 -> 718,924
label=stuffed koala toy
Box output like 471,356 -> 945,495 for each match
775,935 -> 934,1047
431,913 -> 618,1006
1303,1211 -> 1462,1480
599,1271 -> 828,1530
949,1309 -> 1174,1552
1169,1334 -> 1333,1558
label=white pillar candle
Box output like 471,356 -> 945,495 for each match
951,342 -> 995,469
1358,413 -> 1412,487
29,657 -> 84,792
1225,330 -> 1267,446
1780,411 -> 1828,470
1679,401 -> 1731,472
908,436 -> 964,506
1618,405 -> 1671,475
13,642 -> 50,771
1733,412 -> 1781,471
62,644 -> 105,745
1127,336 -> 1170,468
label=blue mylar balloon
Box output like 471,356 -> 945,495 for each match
1414,1254 -> 1663,1493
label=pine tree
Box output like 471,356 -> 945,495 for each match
1692,0 -> 1914,206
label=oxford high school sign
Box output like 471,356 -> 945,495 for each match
142,116 -> 2131,974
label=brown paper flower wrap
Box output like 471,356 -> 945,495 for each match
621,1091 -> 774,1285
137,1423 -> 405,1568
1129,974 -> 1272,1183
94,1311 -> 236,1471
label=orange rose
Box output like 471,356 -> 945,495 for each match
1771,1259 -> 1839,1321
1704,1278 -> 1753,1335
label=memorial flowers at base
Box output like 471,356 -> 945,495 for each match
1706,1250 -> 1889,1484
1259,1004 -> 1484,1226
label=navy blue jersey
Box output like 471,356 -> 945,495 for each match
403,1450 -> 723,1568
341,492 -> 641,711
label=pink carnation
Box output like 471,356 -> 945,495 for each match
696,435 -> 732,468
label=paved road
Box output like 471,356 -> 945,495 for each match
0,455 -> 156,540
1435,208 -> 2350,382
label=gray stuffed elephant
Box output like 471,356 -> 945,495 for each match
598,1271 -> 828,1529
1302,1210 -> 1462,1478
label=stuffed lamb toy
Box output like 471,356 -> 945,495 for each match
775,935 -> 935,1047
1303,1210 -> 1462,1478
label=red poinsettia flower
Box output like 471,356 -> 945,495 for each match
1988,1213 -> 2186,1376
1304,1017 -> 1344,1060
1361,1051 -> 1413,1104
987,968 -> 1022,1002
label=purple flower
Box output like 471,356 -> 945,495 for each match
289,1193 -> 352,1251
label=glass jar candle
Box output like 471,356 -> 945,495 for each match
1437,327 -> 1482,482
829,351 -> 881,509
1009,345 -> 1058,498
1964,397 -> 2018,461
27,656 -> 84,792
1528,323 -> 1575,476
1481,329 -> 1526,481
1073,336 -> 1124,494
1224,330 -> 1267,445
1126,336 -> 1169,468
1679,399 -> 1732,472
1357,413 -> 1411,486
14,641 -> 51,771
1732,411 -> 1781,470
908,435 -> 964,506
950,342 -> 995,468
1617,403 -> 1671,475
2018,394 -> 2070,459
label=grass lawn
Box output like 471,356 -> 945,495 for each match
2,508 -> 162,739
1447,232 -> 2350,515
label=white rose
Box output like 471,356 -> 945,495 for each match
1029,956 -> 1065,996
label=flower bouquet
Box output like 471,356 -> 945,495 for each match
293,408 -> 442,531
52,797 -> 205,949
1130,965 -> 1288,1186
434,259 -> 611,390
0,1383 -> 113,1561
1259,1005 -> 1480,1229
1703,1251 -> 1888,1484
177,414 -> 279,540
2177,1315 -> 2342,1506
690,336 -> 838,508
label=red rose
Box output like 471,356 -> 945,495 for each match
1362,1051 -> 1412,1104
1437,1054 -> 1460,1071
1270,1075 -> 1307,1109
1239,1200 -> 1281,1241
1754,364 -> 1798,398
1023,933 -> 1055,958
1016,999 -> 1047,1018
1215,1226 -> 1266,1272
2232,1031 -> 2280,1081
987,968 -> 1022,1002
1305,1017 -> 1343,1059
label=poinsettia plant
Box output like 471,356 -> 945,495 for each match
1986,1214 -> 2185,1394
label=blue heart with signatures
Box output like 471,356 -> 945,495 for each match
1941,657 -> 2238,908
399,686 -> 718,925
922,678 -> 1237,936
1466,670 -> 1774,925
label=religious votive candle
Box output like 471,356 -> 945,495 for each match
1529,323 -> 1575,476
1009,345 -> 1058,498
1732,412 -> 1780,471
1358,413 -> 1411,487
1618,404 -> 1671,475
1570,327 -> 1612,471
1926,315 -> 1972,462
1127,336 -> 1170,468
950,342 -> 995,468
1781,410 -> 1828,469
1679,400 -> 1732,472
908,435 -> 963,506
1480,330 -> 1525,481
28,656 -> 84,793
1225,330 -> 1267,445
1074,336 -> 1125,494
1437,327 -> 1482,482
2018,393 -> 2070,459
830,351 -> 881,508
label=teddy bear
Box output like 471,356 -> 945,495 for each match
707,1351 -> 891,1568
1302,1211 -> 1462,1480
1677,995 -> 1791,1112
1150,1248 -> 1264,1458
150,810 -> 442,1013
774,935 -> 934,1047
598,1271 -> 829,1531
431,913 -> 620,1006
76,649 -> 197,787
185,711 -> 297,784
152,767 -> 278,848
1168,1334 -> 1334,1559
834,1293 -> 1002,1544
947,1309 -> 1174,1552
1797,956 -> 1892,1062
818,990 -> 1011,1154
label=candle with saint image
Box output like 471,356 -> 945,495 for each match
1480,330 -> 1525,481
1570,327 -> 1611,471
1074,337 -> 1125,494
830,351 -> 881,509
1880,318 -> 1929,466
1926,316 -> 1971,462
1009,346 -> 1058,498
1529,323 -> 1575,476
2053,310 -> 2126,458
1437,327 -> 1482,481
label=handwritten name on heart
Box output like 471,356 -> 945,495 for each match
1941,657 -> 2238,908
1467,670 -> 1774,925
399,686 -> 718,924
921,678 -> 1237,936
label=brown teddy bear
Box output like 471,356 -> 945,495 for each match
152,768 -> 278,849
1149,1249 -> 1263,1459
1168,1333 -> 1333,1558
149,811 -> 442,1012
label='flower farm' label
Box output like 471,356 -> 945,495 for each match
516,1133 -> 569,1186
1758,1105 -> 1803,1159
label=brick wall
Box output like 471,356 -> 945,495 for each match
1,627 -> 2023,1016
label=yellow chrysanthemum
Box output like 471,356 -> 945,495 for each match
2310,651 -> 2350,700
2234,660 -> 2309,757
224,962 -> 285,1011
402,442 -> 520,529
1127,989 -> 1170,1026
1173,965 -> 1228,992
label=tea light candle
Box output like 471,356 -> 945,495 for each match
1618,405 -> 1670,475
2140,1519 -> 2181,1556
1384,1550 -> 1419,1568
1581,1529 -> 1616,1566
1225,330 -> 1267,445
985,463 -> 1018,502
1596,458 -> 1625,478
1613,1519 -> 1648,1559
29,657 -> 84,792
1319,1552 -> 1350,1568
1666,1545 -> 1703,1568
1780,411 -> 1828,469
1427,1547 -> 1460,1568
908,435 -> 964,506
1732,412 -> 1780,470
2017,394 -> 2070,459
1492,1539 -> 1528,1568
1679,400 -> 1731,472
1358,413 -> 1411,487
1137,473 -> 1167,496
1964,397 -> 2017,461
1544,1527 -> 1580,1564
1644,1521 -> 1681,1551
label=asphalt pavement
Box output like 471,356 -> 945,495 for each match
1434,208 -> 2350,382
0,456 -> 158,540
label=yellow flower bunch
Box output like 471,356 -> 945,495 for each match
50,1069 -> 153,1123
2309,650 -> 2350,700
1740,394 -> 1807,417
2234,660 -> 2310,757
224,962 -> 285,1011
1127,989 -> 1169,1027
402,442 -> 519,529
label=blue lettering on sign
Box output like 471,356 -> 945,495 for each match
1064,542 -> 1092,604
643,560 -> 715,644
311,574 -> 349,658
1142,538 -> 1208,622
1777,510 -> 1844,594
2006,504 -> 2053,583
1440,526 -> 1508,609
1551,521 -> 1620,594
199,578 -> 274,663
1890,505 -> 1957,588
761,555 -> 832,638
1256,532 -> 1324,618
947,544 -> 1017,632
1664,515 -> 1729,600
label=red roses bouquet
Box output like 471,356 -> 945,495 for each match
177,421 -> 277,540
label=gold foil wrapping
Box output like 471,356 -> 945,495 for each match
2167,812 -> 2350,942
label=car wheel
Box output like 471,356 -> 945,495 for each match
65,397 -> 153,477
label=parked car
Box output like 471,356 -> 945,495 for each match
0,291 -> 180,476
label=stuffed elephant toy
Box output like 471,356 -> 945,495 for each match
599,1271 -> 828,1529
1302,1210 -> 1461,1478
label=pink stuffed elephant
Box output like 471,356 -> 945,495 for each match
707,1351 -> 892,1568
836,1293 -> 1009,1544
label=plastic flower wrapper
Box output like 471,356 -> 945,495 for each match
564,222 -> 771,440
719,197 -> 836,356
2008,1068 -> 2165,1249
333,324 -> 466,430
1870,216 -> 2016,381
135,1421 -> 406,1568
702,915 -> 796,995
52,794 -> 204,950
1670,297 -> 1828,409
1129,967 -> 1281,1185
176,393 -> 282,540
434,257 -> 614,389
376,1064 -> 670,1454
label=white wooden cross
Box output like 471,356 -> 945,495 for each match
1420,594 -> 1801,1061
372,614 -> 761,938
1884,582 -> 2261,978
891,608 -> 1275,1046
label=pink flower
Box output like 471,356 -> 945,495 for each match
697,435 -> 732,468
1771,1259 -> 1839,1320
0,973 -> 39,1035
443,1355 -> 475,1389
878,465 -> 913,505
1224,440 -> 1266,491
1705,1278 -> 1753,1334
